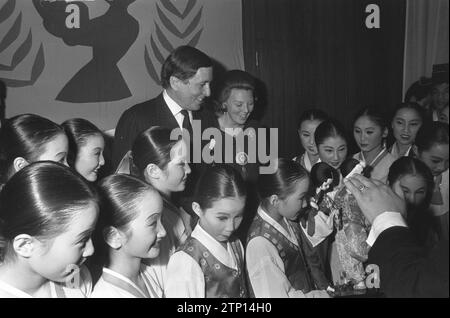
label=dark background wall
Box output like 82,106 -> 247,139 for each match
242,0 -> 406,158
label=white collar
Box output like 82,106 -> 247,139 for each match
0,280 -> 33,298
257,205 -> 299,247
303,153 -> 313,171
358,147 -> 387,166
102,267 -> 151,298
390,142 -> 412,157
163,90 -> 190,124
191,224 -> 238,270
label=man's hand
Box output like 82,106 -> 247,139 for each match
343,174 -> 406,224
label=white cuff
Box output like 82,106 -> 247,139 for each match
366,212 -> 407,246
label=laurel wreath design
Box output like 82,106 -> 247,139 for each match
0,0 -> 45,87
145,0 -> 203,84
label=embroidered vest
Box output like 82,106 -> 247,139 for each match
246,213 -> 315,296
180,237 -> 248,298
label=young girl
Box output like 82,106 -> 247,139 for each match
0,161 -> 98,298
415,121 -> 449,241
246,159 -> 330,298
388,102 -> 425,159
165,165 -> 248,298
315,120 -> 370,289
293,109 -> 328,172
91,174 -> 166,298
62,118 -> 105,182
353,107 -> 396,183
116,126 -> 192,292
0,114 -> 68,186
388,157 -> 439,250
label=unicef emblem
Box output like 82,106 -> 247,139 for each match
235,152 -> 248,166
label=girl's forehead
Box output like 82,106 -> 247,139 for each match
206,196 -> 246,213
355,116 -> 380,128
395,108 -> 420,119
136,192 -> 163,217
301,119 -> 322,130
399,174 -> 427,188
321,136 -> 347,146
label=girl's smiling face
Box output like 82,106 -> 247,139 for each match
28,202 -> 98,283
74,134 -> 105,182
161,140 -> 191,193
121,191 -> 166,259
317,136 -> 348,169
391,108 -> 422,146
194,196 -> 246,243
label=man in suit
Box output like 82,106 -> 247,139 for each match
344,174 -> 449,298
113,45 -> 216,168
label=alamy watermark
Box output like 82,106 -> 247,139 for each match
170,120 -> 279,175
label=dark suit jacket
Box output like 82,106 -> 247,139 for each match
112,93 -> 216,168
368,226 -> 449,297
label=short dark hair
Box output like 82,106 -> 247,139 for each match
415,121 -> 449,153
194,165 -> 247,210
0,161 -> 98,263
0,114 -> 65,184
160,46 -> 212,89
405,78 -> 432,102
257,158 -> 308,201
62,118 -> 103,168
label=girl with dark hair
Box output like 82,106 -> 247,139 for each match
313,120 -> 371,290
0,114 -> 68,185
165,165 -> 248,298
293,109 -> 328,171
91,174 -> 166,298
0,161 -> 98,297
115,126 -> 192,292
415,122 -> 449,241
246,159 -> 329,297
315,119 -> 348,171
352,107 -> 396,183
388,102 -> 425,159
388,157 -> 439,250
62,118 -> 105,182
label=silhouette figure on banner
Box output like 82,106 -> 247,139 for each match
33,0 -> 138,103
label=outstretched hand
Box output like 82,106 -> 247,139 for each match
343,174 -> 405,224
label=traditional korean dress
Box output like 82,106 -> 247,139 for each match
165,224 -> 247,298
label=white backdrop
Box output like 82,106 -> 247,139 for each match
403,0 -> 449,96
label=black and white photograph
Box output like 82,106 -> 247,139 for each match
0,0 -> 448,303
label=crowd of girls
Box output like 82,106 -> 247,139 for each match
0,71 -> 448,298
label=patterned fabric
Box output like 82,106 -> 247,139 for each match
247,213 -> 315,295
180,237 -> 248,298
332,187 -> 371,284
